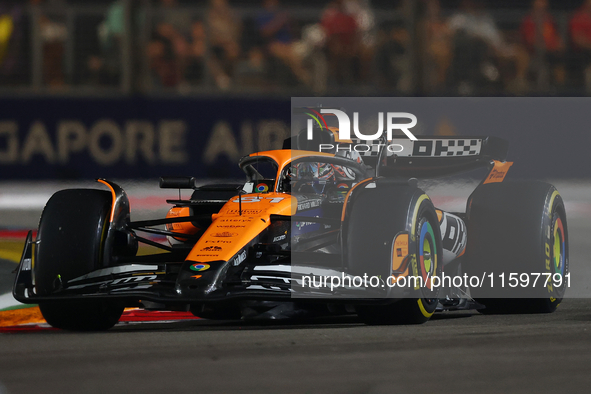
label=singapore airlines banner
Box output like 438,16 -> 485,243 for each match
0,96 -> 590,180
0,97 -> 291,179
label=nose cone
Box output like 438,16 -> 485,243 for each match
176,260 -> 231,297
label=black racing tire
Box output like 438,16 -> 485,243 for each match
34,189 -> 124,330
39,301 -> 124,331
345,179 -> 442,325
465,181 -> 568,314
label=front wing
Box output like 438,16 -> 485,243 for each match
13,232 -> 409,306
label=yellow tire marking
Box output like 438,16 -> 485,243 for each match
548,190 -> 559,218
411,195 -> 434,319
417,299 -> 434,318
410,194 -> 430,241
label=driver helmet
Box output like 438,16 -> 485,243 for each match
333,149 -> 363,180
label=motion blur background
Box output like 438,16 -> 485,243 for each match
5,0 -> 591,95
0,0 -> 590,182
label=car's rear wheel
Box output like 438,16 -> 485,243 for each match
465,181 -> 568,314
34,189 -> 123,330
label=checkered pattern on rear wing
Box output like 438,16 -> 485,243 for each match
348,138 -> 483,158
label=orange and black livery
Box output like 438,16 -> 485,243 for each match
13,130 -> 568,330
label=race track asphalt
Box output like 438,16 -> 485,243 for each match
0,180 -> 590,393
1,300 -> 591,394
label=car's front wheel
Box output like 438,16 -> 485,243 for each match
34,189 -> 124,330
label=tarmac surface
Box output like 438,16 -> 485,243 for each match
1,299 -> 591,394
0,179 -> 590,393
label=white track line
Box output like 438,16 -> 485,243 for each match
0,292 -> 23,311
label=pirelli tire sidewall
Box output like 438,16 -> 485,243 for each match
465,181 -> 568,313
343,179 -> 417,292
343,178 -> 442,300
408,195 -> 443,317
345,179 -> 442,324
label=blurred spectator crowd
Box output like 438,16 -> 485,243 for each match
2,0 -> 591,95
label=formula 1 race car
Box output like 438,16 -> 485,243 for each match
13,128 -> 569,330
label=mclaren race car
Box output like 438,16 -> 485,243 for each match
12,129 -> 569,330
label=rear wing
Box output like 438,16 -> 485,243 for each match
372,136 -> 509,177
284,132 -> 509,178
